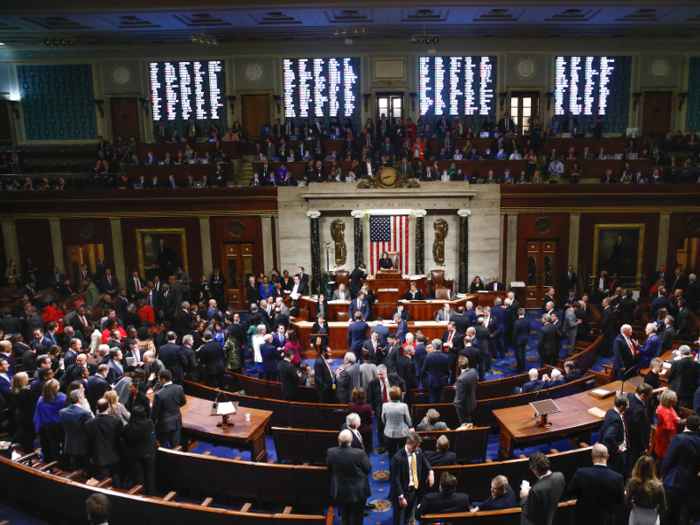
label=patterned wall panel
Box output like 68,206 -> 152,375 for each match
686,57 -> 700,132
17,64 -> 97,141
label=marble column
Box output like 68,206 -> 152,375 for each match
308,211 -> 321,295
505,212 -> 518,288
351,210 -> 364,267
568,213 -> 581,268
48,219 -> 66,273
260,217 -> 274,272
199,217 -> 213,277
657,213 -> 671,269
413,210 -> 426,275
109,219 -> 127,285
1,220 -> 20,269
457,209 -> 471,293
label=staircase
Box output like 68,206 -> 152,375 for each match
235,156 -> 254,186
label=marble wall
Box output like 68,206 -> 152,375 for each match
277,182 -> 501,293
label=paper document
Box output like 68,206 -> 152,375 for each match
126,357 -> 136,367
216,401 -> 236,416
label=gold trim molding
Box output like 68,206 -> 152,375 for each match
592,223 -> 645,283
1,210 -> 278,220
501,207 -> 700,214
136,228 -> 189,279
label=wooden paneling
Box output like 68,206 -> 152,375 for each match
121,217 -> 202,283
59,219 -> 114,272
241,95 -> 270,139
110,97 -> 140,141
642,91 -> 672,136
15,219 -> 54,286
210,216 -> 264,274
667,213 -> 700,274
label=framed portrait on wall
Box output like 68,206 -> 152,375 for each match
592,224 -> 645,286
136,228 -> 188,282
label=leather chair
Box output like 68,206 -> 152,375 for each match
336,311 -> 349,322
430,269 -> 446,289
385,251 -> 401,271
434,288 -> 451,301
334,270 -> 349,288
298,307 -> 309,321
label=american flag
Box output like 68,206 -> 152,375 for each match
369,215 -> 409,275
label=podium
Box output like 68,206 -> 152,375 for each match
211,399 -> 238,429
529,399 -> 561,429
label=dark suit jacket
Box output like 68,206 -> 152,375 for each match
101,275 -> 119,293
59,404 -> 93,456
513,317 -> 531,346
659,325 -> 676,352
660,431 -> 700,490
472,485 -> 516,511
150,383 -> 187,432
199,341 -> 224,376
454,367 -> 477,413
521,472 -> 566,525
598,408 -> 626,459
279,359 -> 299,399
84,413 -> 123,466
314,355 -> 333,395
347,321 -> 369,353
420,352 -> 450,389
625,392 -> 651,454
668,357 -> 700,399
361,339 -> 384,361
158,342 -> 188,383
677,308 -> 692,341
368,374 -> 406,416
563,465 -> 624,525
326,445 -> 372,502
612,334 -> 634,373
537,323 -> 560,356
389,446 -> 432,500
541,294 -> 556,314
423,450 -> 456,467
86,375 -> 111,412
396,355 -> 417,391
349,268 -> 366,294
246,283 -> 261,304
416,491 -> 470,518
348,299 -> 370,320
598,306 -> 616,335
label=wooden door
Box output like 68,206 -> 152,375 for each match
524,240 -> 556,308
222,243 -> 254,310
241,95 -> 270,139
0,101 -> 12,143
376,94 -> 403,127
110,98 -> 140,140
642,91 -> 672,136
510,91 -> 540,135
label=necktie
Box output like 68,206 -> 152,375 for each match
81,316 -> 87,327
374,341 -> 377,353
627,337 -> 636,358
409,452 -> 418,488
356,430 -> 365,451
448,332 -> 453,344
382,381 -> 388,403
135,278 -> 141,291
109,276 -> 112,286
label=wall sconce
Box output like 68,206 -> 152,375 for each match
226,95 -> 236,114
678,92 -> 689,112
362,93 -> 370,112
544,91 -> 555,112
7,101 -> 19,119
94,99 -> 105,118
632,93 -> 643,112
138,97 -> 149,116
498,92 -> 509,111
409,92 -> 418,112
273,94 -> 283,114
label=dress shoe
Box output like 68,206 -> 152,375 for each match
364,511 -> 370,516
376,447 -> 387,454
366,503 -> 376,510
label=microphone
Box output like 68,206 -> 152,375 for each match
620,365 -> 639,396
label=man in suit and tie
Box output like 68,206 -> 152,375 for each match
669,345 -> 700,409
435,303 -> 455,322
561,265 -> 577,295
396,344 -> 418,393
333,283 -> 351,301
677,298 -> 692,341
441,321 -> 463,381
537,314 -> 560,367
617,290 -> 637,326
69,306 -> 92,336
348,291 -> 370,321
659,315 -> 676,352
520,452 -> 566,525
415,472 -> 470,519
598,297 -> 616,358
361,331 -> 384,363
349,264 -> 367,297
397,157 -> 414,178
497,112 -> 516,135
598,395 -> 629,476
87,365 -> 112,412
198,330 -> 225,389
487,276 -> 504,291
512,308 -> 530,373
336,352 -> 361,404
369,365 -> 404,454
420,341 -> 450,403
469,476 -> 516,514
563,443 -> 625,525
314,346 -> 335,403
84,398 -> 123,486
473,318 -> 492,380
540,288 -> 556,314
150,370 -> 187,448
631,323 -> 662,369
41,321 -> 60,349
454,356 -> 477,426
660,413 -> 700,525
347,312 -> 369,362
389,431 -> 434,525
49,267 -> 65,291
625,383 -> 653,479
671,267 -> 688,293
106,348 -> 124,384
126,271 -> 146,301
101,269 -> 119,297
279,349 -> 301,401
59,389 -> 94,470
652,265 -> 667,286
422,435 -> 456,466
562,302 -> 581,352
326,429 -> 373,525
650,288 -> 671,322
613,324 -> 635,381
158,331 -> 188,385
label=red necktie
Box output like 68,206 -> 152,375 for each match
81,316 -> 87,327
135,278 -> 141,292
382,382 -> 388,403
374,341 -> 377,353
628,337 -> 636,358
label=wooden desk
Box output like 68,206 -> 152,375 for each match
135,142 -> 242,159
639,347 -> 700,386
493,380 -> 635,460
125,164 -> 234,183
178,394 -> 272,462
299,296 -> 470,322
361,275 -> 430,297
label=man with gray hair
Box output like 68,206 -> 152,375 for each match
631,323 -> 661,369
142,350 -> 165,391
562,301 -> 581,353
668,344 -> 700,409
612,324 -> 635,380
336,352 -> 360,404
326,429 -> 372,525
537,313 -> 560,367
59,387 -> 94,470
563,443 -> 625,524
470,474 -> 515,513
340,413 -> 365,450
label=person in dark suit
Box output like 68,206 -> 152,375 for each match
314,346 -> 335,403
624,383 -> 653,479
540,288 -> 556,314
279,349 -> 301,401
660,413 -> 700,525
590,116 -> 604,138
423,435 -> 456,466
497,112 -> 515,135
668,345 -> 700,409
361,331 -> 384,363
670,267 -> 689,294
416,472 -> 470,518
347,312 -> 369,361
649,289 -> 671,324
349,264 -> 367,297
396,345 -> 417,393
245,275 -> 260,305
659,316 -> 676,353
473,319 -> 491,381
676,299 -> 692,341
326,429 -> 373,525
561,265 -> 577,295
598,298 -> 616,358
101,269 -> 119,297
59,389 -> 94,470
369,365 -> 405,454
470,476 -> 516,513
420,342 -> 450,403
563,443 -> 625,525
441,322 -> 463,381
454,355 -> 477,426
405,282 -> 423,300
87,365 -> 112,412
260,334 -> 282,382
486,277 -> 504,291
517,369 -> 545,394
348,291 -> 370,321
520,452 -> 566,525
597,395 -> 629,477
537,314 -> 560,367
198,330 -> 225,389
389,431 -> 434,525
150,370 -> 187,448
512,308 -> 530,373
392,303 -> 410,323
563,361 -> 582,382
158,331 -> 188,384
612,325 -> 635,381
84,398 -> 123,486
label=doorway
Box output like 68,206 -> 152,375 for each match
241,95 -> 271,139
524,240 -> 556,308
65,244 -> 105,289
222,242 -> 254,310
110,98 -> 140,140
642,91 -> 672,136
510,92 -> 540,135
676,237 -> 700,276
376,93 -> 403,129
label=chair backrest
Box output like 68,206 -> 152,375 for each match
298,307 -> 309,321
336,311 -> 349,322
335,270 -> 349,288
272,427 -> 310,464
430,269 -> 446,286
435,288 -> 451,300
386,251 -> 401,270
